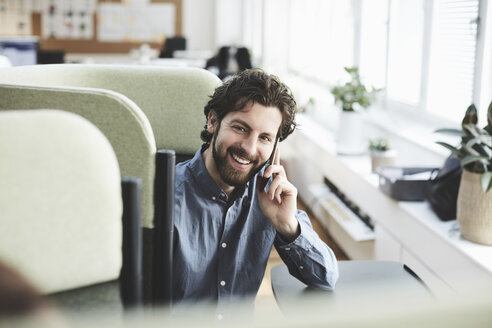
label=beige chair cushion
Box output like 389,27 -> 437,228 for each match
0,110 -> 122,294
0,84 -> 156,228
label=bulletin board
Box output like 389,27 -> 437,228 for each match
30,0 -> 182,53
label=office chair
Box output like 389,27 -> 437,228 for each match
37,49 -> 65,64
0,109 -> 142,314
207,46 -> 253,80
236,47 -> 253,71
0,83 -> 156,234
0,65 -> 220,306
0,84 -> 170,306
0,64 -> 220,163
159,36 -> 186,58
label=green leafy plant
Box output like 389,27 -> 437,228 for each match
330,67 -> 382,112
369,138 -> 391,152
435,102 -> 492,192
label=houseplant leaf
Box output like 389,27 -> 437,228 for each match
463,124 -> 481,138
485,101 -> 492,134
462,104 -> 478,126
434,128 -> 465,136
481,172 -> 492,192
461,155 -> 489,166
435,141 -> 460,155
465,135 -> 492,150
330,66 -> 382,112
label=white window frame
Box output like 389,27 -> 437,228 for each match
247,0 -> 491,131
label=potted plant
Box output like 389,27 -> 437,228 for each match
331,67 -> 382,155
369,138 -> 397,173
435,102 -> 492,245
331,67 -> 382,112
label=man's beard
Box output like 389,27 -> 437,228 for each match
212,134 -> 265,187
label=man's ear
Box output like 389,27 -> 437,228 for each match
207,111 -> 218,134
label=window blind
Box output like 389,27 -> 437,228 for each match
427,0 -> 480,121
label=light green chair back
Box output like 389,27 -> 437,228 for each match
0,65 -> 221,304
0,84 -> 156,228
0,64 -> 221,157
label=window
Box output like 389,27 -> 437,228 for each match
426,0 -> 480,121
253,0 -> 489,125
242,0 -> 264,65
288,0 -> 354,83
359,0 -> 389,89
386,0 -> 426,106
261,0 -> 291,74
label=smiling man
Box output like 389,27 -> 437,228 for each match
173,69 -> 338,313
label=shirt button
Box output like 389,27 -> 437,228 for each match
299,266 -> 304,270
220,280 -> 226,286
217,314 -> 223,320
285,247 -> 291,251
221,242 -> 227,248
212,196 -> 216,201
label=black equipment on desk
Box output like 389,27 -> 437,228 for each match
426,156 -> 462,221
377,166 -> 438,201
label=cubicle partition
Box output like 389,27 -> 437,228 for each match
0,109 -> 142,314
0,65 -> 221,306
0,64 -> 221,164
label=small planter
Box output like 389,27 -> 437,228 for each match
336,111 -> 365,155
370,149 -> 397,173
457,170 -> 492,245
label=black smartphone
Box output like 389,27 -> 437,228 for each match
258,137 -> 279,191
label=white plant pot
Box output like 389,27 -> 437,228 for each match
336,111 -> 365,155
370,150 -> 397,173
457,170 -> 492,245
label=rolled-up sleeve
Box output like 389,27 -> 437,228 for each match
274,210 -> 339,289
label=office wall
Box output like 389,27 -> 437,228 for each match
183,0 -> 245,52
214,0 -> 243,47
183,0 -> 216,51
0,0 -> 244,54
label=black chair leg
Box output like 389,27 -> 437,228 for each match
121,177 -> 143,308
152,150 -> 176,307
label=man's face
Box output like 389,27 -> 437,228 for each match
207,102 -> 282,188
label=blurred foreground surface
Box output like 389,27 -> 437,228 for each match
2,278 -> 492,328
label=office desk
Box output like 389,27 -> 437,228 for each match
271,261 -> 432,315
284,115 -> 492,299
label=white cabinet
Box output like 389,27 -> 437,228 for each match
374,217 -> 458,298
374,225 -> 401,261
400,248 -> 455,300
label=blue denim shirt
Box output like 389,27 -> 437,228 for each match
173,145 -> 338,308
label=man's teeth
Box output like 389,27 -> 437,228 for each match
232,153 -> 251,164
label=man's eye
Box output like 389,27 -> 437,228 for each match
260,136 -> 271,142
233,126 -> 246,132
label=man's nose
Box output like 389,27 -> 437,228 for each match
240,135 -> 257,156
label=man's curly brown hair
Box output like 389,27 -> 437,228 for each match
201,69 -> 298,143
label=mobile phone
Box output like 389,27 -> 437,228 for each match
258,137 -> 279,191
